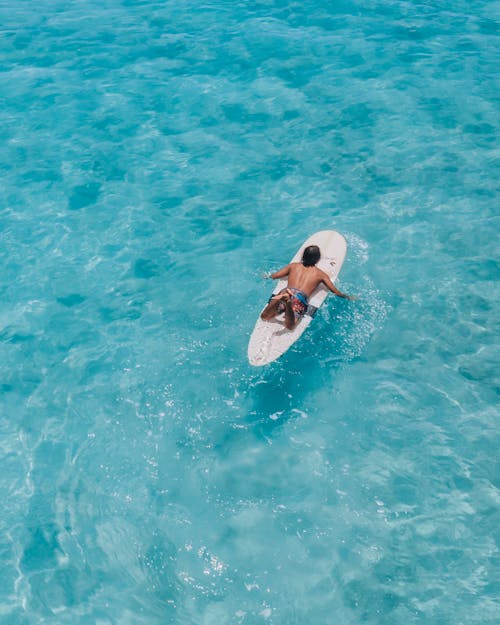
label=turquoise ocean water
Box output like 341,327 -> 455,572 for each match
1,1 -> 499,623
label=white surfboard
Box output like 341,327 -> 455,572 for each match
248,230 -> 347,366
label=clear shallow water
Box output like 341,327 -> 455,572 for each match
1,0 -> 499,623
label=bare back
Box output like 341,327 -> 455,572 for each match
286,263 -> 329,297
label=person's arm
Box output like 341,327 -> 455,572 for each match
322,273 -> 356,300
269,264 -> 291,280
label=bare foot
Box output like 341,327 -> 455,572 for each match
272,291 -> 290,301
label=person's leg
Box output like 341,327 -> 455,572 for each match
284,299 -> 297,330
261,290 -> 289,320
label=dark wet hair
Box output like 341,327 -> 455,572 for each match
302,245 -> 321,267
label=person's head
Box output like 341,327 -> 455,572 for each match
302,245 -> 321,267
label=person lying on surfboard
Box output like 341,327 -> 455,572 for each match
260,244 -> 355,330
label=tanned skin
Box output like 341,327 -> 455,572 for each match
260,262 -> 355,330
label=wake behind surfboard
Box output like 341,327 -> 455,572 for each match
247,230 -> 347,366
